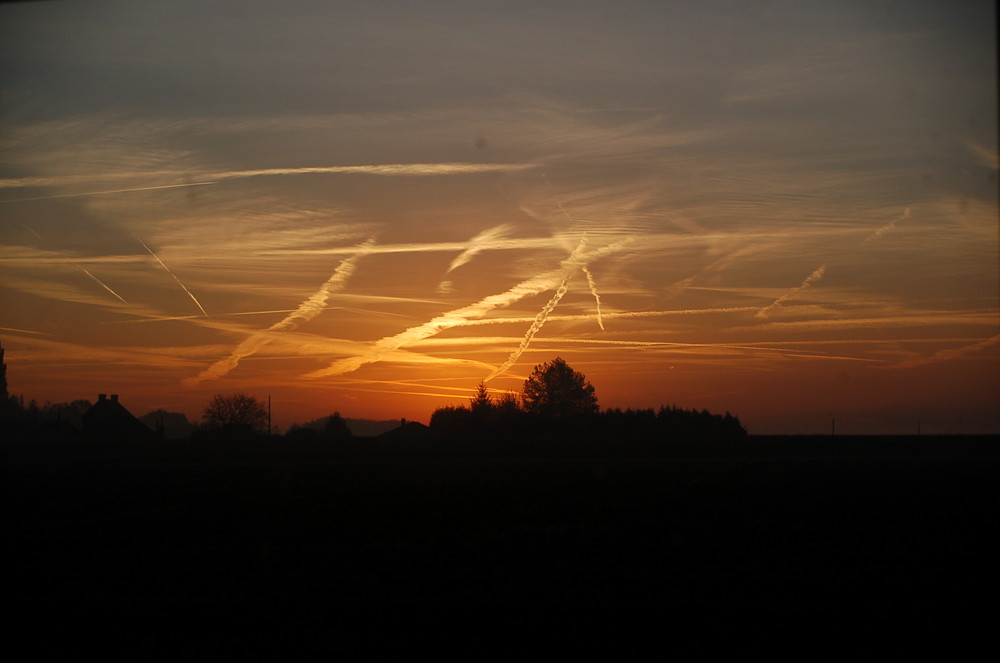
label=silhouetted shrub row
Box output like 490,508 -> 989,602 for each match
430,404 -> 747,441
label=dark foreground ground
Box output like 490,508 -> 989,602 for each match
4,435 -> 998,659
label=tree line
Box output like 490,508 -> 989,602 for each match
1,357 -> 744,442
431,357 -> 746,440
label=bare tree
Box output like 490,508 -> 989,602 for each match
202,392 -> 268,433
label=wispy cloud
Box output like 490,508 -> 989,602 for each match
966,141 -> 1000,170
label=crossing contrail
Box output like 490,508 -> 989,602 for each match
485,275 -> 573,382
756,264 -> 827,319
186,240 -> 374,384
484,238 -> 593,381
303,237 -> 630,380
132,233 -> 209,317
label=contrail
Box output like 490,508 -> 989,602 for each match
0,163 -> 535,191
186,240 -> 374,384
582,266 -> 605,330
132,233 -> 209,317
2,181 -> 217,203
0,326 -> 53,336
893,334 -> 1000,369
208,162 -> 534,181
22,224 -> 128,304
865,207 -> 909,244
79,267 -> 128,304
303,238 -> 630,380
756,264 -> 827,319
437,224 -> 514,293
484,275 -> 573,382
445,224 -> 513,274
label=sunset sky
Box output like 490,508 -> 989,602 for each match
2,0 -> 997,434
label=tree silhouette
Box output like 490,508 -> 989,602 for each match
521,357 -> 598,419
202,392 -> 268,434
469,382 -> 493,415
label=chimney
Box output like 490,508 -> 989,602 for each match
98,394 -> 107,402
111,394 -> 119,403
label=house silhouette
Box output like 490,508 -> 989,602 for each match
377,419 -> 432,441
82,394 -> 154,440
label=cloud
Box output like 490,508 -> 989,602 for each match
966,141 -> 1000,170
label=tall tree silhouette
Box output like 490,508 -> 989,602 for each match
469,382 -> 493,415
521,357 -> 598,419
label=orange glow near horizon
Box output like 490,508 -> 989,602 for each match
2,2 -> 998,435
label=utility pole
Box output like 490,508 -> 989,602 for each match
831,416 -> 836,436
268,395 -> 272,437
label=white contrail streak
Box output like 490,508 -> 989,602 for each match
0,163 -> 535,191
2,181 -> 217,203
484,275 -> 573,382
186,240 -> 374,384
755,264 -> 827,319
22,224 -> 128,304
132,233 -> 209,317
303,238 -> 630,380
582,266 -> 605,330
865,207 -> 909,244
0,326 -> 53,336
80,267 -> 128,304
208,162 -> 534,181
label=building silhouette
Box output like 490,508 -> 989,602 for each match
82,394 -> 154,440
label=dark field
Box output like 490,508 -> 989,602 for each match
4,436 -> 998,659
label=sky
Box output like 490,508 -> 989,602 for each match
1,0 -> 997,434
